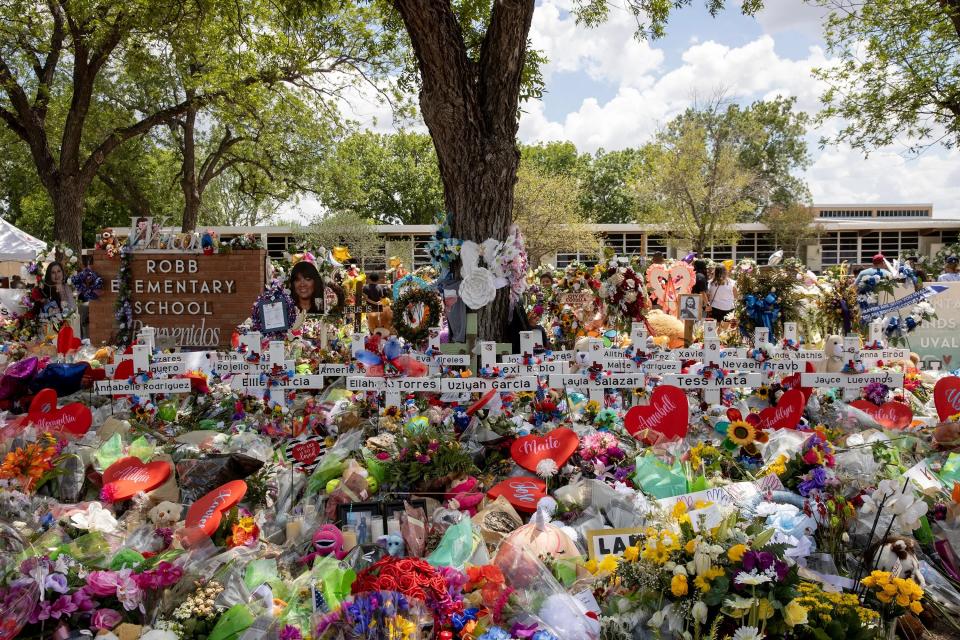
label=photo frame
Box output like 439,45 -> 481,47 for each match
129,216 -> 153,250
336,502 -> 383,546
288,261 -> 324,315
678,293 -> 702,321
254,290 -> 293,334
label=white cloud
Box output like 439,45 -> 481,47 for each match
754,0 -> 829,38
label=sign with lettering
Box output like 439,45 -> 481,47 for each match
547,373 -> 645,390
586,527 -> 646,560
486,477 -> 547,513
347,377 -> 442,392
656,475 -> 785,511
511,428 -> 579,471
799,372 -> 904,388
934,376 -> 960,420
94,379 -> 193,395
185,480 -> 247,537
502,350 -> 575,363
662,373 -> 762,389
88,249 -> 266,348
438,377 -> 538,392
499,361 -> 569,375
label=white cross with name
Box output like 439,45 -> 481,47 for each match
233,341 -> 298,406
860,320 -> 909,366
547,372 -> 646,406
661,371 -> 763,404
799,335 -> 904,400
94,341 -> 192,398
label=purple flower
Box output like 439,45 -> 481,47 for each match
798,467 -> 829,497
416,454 -> 430,464
115,570 -> 142,612
72,588 -> 96,612
773,559 -> 790,582
742,551 -> 774,573
49,594 -> 78,619
85,571 -> 118,597
28,601 -> 51,624
45,572 -> 68,594
91,608 -> 123,630
606,446 -> 625,460
279,625 -> 303,640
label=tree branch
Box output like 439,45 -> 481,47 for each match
478,0 -> 535,137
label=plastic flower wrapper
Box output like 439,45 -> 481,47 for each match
633,453 -> 687,500
493,540 -> 599,640
427,517 -> 475,570
307,430 -> 365,497
833,431 -> 887,481
315,590 -> 428,639
759,428 -> 808,466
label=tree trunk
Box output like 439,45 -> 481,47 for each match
181,104 -> 201,232
51,179 -> 84,251
392,0 -> 535,341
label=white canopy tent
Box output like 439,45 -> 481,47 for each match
0,218 -> 45,261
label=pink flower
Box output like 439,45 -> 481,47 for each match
375,451 -> 390,461
115,569 -> 142,612
85,571 -> 119,597
91,608 -> 122,630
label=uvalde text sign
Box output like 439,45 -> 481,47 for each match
88,249 -> 266,348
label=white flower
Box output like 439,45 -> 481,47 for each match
673,565 -> 688,576
732,625 -> 763,640
725,595 -> 758,610
624,290 -> 638,303
861,479 -> 928,532
459,267 -> 497,309
536,458 -> 558,478
70,502 -> 119,534
692,601 -> 708,624
734,571 -> 772,586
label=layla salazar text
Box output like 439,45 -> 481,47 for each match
133,300 -> 214,315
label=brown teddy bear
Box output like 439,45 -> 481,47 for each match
645,309 -> 686,349
147,501 -> 183,528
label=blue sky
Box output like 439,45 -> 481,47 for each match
517,0 -> 960,217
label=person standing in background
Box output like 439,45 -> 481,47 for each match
706,265 -> 736,323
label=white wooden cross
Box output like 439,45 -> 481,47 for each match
783,322 -> 798,346
547,372 -> 646,406
137,327 -> 156,351
664,334 -> 756,403
800,335 -> 904,400
860,320 -> 909,367
94,341 -> 191,397
233,341 -> 300,407
753,327 -> 770,347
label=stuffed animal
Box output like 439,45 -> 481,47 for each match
821,335 -> 845,373
377,533 -> 405,557
645,309 -> 686,349
96,229 -> 118,258
934,420 -> 960,450
147,501 -> 182,528
301,524 -> 348,565
445,476 -> 484,515
865,536 -> 926,587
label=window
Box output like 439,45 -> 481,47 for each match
877,209 -> 929,218
266,234 -> 294,259
411,235 -> 433,268
703,244 -> 734,260
818,209 -> 873,218
646,235 -> 668,256
941,230 -> 960,246
820,232 -> 859,265
604,233 -> 644,256
860,231 -> 919,263
556,251 -> 598,268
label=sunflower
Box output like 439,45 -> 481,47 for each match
728,420 -> 757,447
755,385 -> 770,401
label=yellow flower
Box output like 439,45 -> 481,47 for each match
585,559 -> 598,574
597,555 -> 619,573
672,501 -> 691,524
694,575 -> 711,591
671,574 -> 689,596
728,420 -> 757,446
757,598 -> 774,620
877,591 -> 893,604
685,539 -> 698,554
909,601 -> 924,614
784,599 -> 809,626
896,594 -> 910,607
728,544 -> 747,562
623,545 -> 640,562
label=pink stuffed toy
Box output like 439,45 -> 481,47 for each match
445,476 -> 484,515
301,524 -> 348,565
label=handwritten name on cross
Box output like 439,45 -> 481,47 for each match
800,336 -> 904,400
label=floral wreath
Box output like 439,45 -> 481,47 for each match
598,254 -> 648,329
70,267 -> 104,302
393,286 -> 442,344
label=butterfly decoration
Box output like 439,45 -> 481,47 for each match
355,335 -> 428,378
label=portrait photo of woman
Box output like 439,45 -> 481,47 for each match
43,261 -> 76,315
289,261 -> 323,314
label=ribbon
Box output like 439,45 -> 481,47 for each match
452,608 -> 479,631
839,299 -> 851,335
510,622 -> 539,638
744,293 -> 780,337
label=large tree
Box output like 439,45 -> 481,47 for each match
636,113 -> 756,254
814,0 -> 960,153
761,202 -> 823,258
385,0 -> 763,339
513,164 -> 599,267
314,130 -> 444,225
580,147 -> 655,223
0,0 -> 390,249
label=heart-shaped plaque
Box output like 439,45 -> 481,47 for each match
185,480 -> 247,537
101,456 -> 171,501
285,436 -> 327,472
56,325 -> 81,355
624,385 -> 688,439
486,477 -> 547,513
757,389 -> 806,430
850,400 -> 913,430
935,376 -> 960,421
510,427 -> 579,472
27,388 -> 92,437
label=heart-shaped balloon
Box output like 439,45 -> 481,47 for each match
780,366 -> 815,405
668,262 -> 695,294
56,325 -> 81,355
486,477 -> 547,513
101,456 -> 171,501
935,376 -> 960,421
185,480 -> 247,537
0,356 -> 39,400
850,400 -> 914,430
27,388 -> 92,437
757,389 -> 806,430
624,385 -> 688,439
511,427 -> 579,472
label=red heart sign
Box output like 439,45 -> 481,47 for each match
486,477 -> 547,513
56,325 -> 81,355
290,439 -> 324,465
27,388 -> 92,437
511,427 -> 579,472
935,376 -> 960,421
624,385 -> 688,439
851,400 -> 914,430
185,480 -> 247,537
757,389 -> 806,430
781,364 -> 815,405
101,456 -> 171,501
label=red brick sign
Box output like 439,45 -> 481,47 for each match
88,249 -> 266,348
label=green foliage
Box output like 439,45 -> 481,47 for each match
580,147 -> 656,224
814,0 -> 960,153
381,428 -> 478,491
314,131 -> 444,225
572,0 -> 764,39
761,202 -> 823,258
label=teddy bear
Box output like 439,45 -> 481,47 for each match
934,420 -> 960,450
820,335 -> 845,373
147,501 -> 183,528
445,476 -> 484,515
645,309 -> 686,349
377,533 -> 405,557
865,536 -> 926,587
96,229 -> 118,258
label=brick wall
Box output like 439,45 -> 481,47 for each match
88,249 -> 266,349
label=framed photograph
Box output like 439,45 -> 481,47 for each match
254,291 -> 293,334
382,499 -> 428,523
288,261 -> 324,315
336,502 -> 383,545
678,293 -> 702,321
